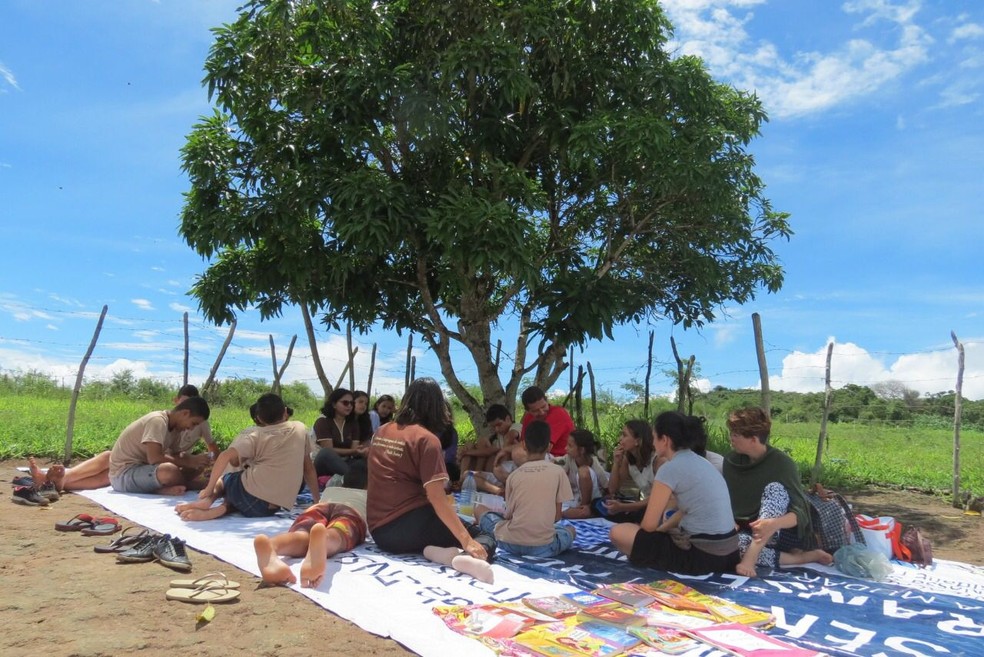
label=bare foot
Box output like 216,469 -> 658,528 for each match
255,534 -> 297,586
300,524 -> 329,589
179,505 -> 227,521
28,457 -> 62,489
736,557 -> 758,578
158,485 -> 187,496
175,498 -> 211,514
782,548 -> 834,567
46,464 -> 66,491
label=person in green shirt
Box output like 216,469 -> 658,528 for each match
723,407 -> 833,577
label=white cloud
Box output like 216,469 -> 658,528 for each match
660,0 -> 931,118
768,339 -> 984,399
950,23 -> 984,43
169,302 -> 193,313
0,61 -> 19,91
151,266 -> 165,272
46,324 -> 58,331
131,298 -> 154,311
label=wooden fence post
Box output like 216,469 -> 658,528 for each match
367,343 -> 377,396
202,319 -> 236,396
587,361 -> 599,435
951,331 -> 964,506
64,305 -> 108,465
752,312 -> 771,416
301,304 -> 332,400
346,322 -> 355,391
182,311 -> 189,387
269,334 -> 297,396
812,341 -> 834,486
404,334 -> 413,391
644,330 -> 654,420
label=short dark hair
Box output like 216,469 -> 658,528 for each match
654,411 -> 707,452
485,403 -> 511,423
521,386 -> 546,408
393,378 -> 447,435
321,388 -> 352,419
343,459 -> 368,490
570,429 -> 597,456
254,393 -> 287,425
524,420 -> 551,454
177,384 -> 199,398
174,396 -> 210,420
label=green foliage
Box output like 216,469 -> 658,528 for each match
180,0 -> 790,436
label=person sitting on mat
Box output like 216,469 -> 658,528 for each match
254,460 -> 370,588
176,393 -> 318,521
474,420 -> 576,558
107,395 -> 212,495
366,377 -> 495,583
29,385 -> 218,493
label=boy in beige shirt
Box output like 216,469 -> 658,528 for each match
474,420 -> 576,557
176,393 -> 318,521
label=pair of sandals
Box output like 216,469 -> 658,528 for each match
54,513 -> 120,536
166,573 -> 241,604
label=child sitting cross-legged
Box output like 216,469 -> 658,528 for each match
254,460 -> 369,588
473,420 -> 576,558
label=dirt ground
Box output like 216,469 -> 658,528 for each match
2,462 -> 981,657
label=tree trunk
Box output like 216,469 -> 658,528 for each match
644,330 -> 654,419
182,311 -> 189,387
587,361 -> 599,435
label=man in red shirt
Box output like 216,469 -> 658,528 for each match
519,386 -> 575,458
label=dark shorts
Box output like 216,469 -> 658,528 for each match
290,502 -> 367,552
222,471 -> 277,518
629,529 -> 740,575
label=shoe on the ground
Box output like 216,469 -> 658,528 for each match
12,475 -> 34,487
38,481 -> 60,502
154,535 -> 192,572
116,533 -> 163,563
12,485 -> 50,506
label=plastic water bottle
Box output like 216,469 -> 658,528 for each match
460,471 -> 477,517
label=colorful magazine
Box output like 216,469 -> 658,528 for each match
637,579 -> 773,628
513,618 -> 641,657
524,595 -> 583,619
561,591 -> 621,610
636,606 -> 718,631
576,605 -> 646,627
434,603 -> 540,639
628,625 -> 701,655
685,623 -> 825,657
592,584 -> 657,608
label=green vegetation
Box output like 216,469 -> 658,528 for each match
2,370 -> 980,498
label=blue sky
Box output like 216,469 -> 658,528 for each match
1,0 -> 982,401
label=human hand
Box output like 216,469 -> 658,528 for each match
604,500 -> 624,514
463,538 -> 488,562
198,488 -> 213,500
748,517 -> 776,542
613,446 -> 625,462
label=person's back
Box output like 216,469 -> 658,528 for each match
234,419 -> 310,510
476,420 -> 575,558
497,458 -> 571,546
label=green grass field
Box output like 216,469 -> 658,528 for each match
1,393 -> 980,496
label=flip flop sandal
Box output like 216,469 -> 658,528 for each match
80,517 -> 121,536
54,513 -> 94,532
165,582 -> 240,604
169,572 -> 241,590
93,527 -> 148,553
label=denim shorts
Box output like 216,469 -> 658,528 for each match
477,512 -> 573,558
110,464 -> 161,493
222,471 -> 277,517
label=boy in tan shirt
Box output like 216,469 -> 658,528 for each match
474,420 -> 576,557
176,393 -> 318,521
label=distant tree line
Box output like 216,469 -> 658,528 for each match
4,369 -> 981,432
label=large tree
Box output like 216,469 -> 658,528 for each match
180,0 -> 790,432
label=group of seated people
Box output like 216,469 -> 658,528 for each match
27,380 -> 833,589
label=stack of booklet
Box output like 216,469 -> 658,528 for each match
433,578 -> 826,656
